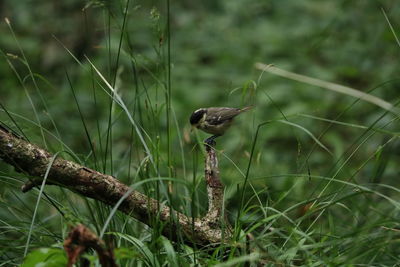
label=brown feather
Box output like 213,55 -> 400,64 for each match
205,107 -> 249,125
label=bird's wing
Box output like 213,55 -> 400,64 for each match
205,107 -> 242,125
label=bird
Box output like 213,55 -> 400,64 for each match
189,106 -> 252,145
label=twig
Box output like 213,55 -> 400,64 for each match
204,143 -> 228,227
64,224 -> 116,267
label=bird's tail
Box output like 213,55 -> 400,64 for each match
240,106 -> 254,112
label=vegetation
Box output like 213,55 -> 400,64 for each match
1,0 -> 400,265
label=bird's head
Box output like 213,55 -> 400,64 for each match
189,108 -> 207,129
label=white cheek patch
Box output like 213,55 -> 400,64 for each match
201,112 -> 207,121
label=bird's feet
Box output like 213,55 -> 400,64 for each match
204,135 -> 219,147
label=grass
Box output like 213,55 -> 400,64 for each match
1,1 -> 400,266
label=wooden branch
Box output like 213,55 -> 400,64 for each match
204,144 -> 227,225
64,224 -> 116,267
0,126 -> 232,246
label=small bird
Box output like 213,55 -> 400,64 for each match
189,106 -> 252,144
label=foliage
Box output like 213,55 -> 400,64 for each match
21,248 -> 67,267
1,0 -> 400,265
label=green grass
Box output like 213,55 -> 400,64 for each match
1,0 -> 400,266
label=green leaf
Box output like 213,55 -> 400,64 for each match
21,248 -> 67,267
114,247 -> 140,260
107,232 -> 160,267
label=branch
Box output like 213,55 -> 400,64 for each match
64,224 -> 116,267
204,144 -> 226,225
0,126 -> 232,246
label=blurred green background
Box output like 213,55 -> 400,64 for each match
1,0 -> 400,265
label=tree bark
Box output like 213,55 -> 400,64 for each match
0,126 -> 231,247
